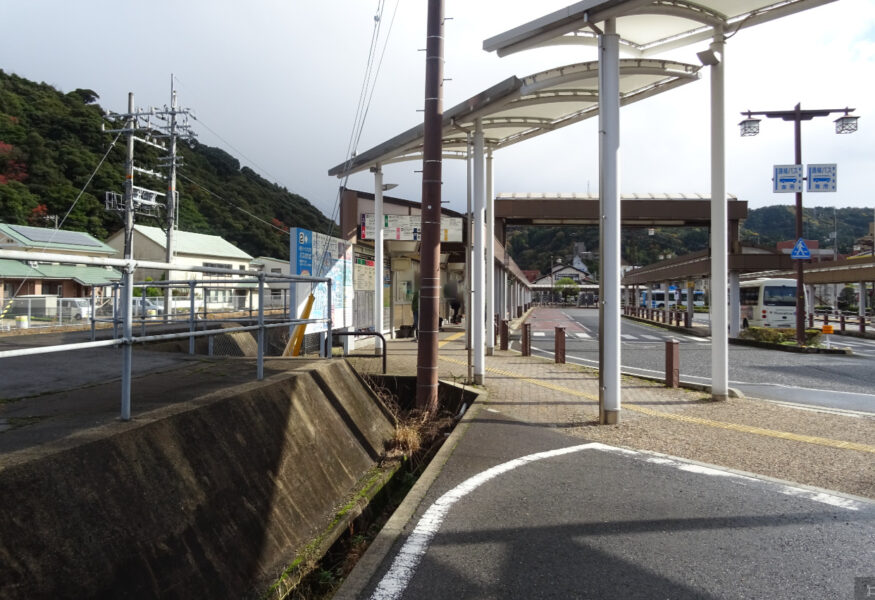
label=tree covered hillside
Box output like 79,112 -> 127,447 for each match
507,204 -> 873,277
0,70 -> 334,259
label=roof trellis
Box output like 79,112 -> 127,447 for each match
328,58 -> 699,178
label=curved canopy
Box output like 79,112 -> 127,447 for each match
483,0 -> 837,58
329,58 -> 699,178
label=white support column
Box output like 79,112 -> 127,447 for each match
663,280 -> 670,315
373,165 -> 384,354
473,120 -> 486,384
687,283 -> 695,325
806,284 -> 815,321
598,19 -> 621,424
486,148 -> 495,356
709,29 -> 729,400
465,134 -> 473,351
729,271 -> 740,337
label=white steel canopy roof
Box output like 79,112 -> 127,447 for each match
328,58 -> 699,178
483,0 -> 837,57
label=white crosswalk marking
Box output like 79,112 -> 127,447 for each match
641,334 -> 661,341
621,334 -> 636,340
533,331 -> 546,337
575,332 -> 591,339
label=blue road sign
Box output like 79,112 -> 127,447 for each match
791,238 -> 811,260
807,163 -> 837,192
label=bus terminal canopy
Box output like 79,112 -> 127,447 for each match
328,58 -> 700,178
482,0 -> 837,58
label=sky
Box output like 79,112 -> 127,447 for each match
1,0 -> 873,225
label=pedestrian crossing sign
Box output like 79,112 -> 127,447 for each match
790,238 -> 811,259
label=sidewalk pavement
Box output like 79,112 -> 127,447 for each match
340,309 -> 874,599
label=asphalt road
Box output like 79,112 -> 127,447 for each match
521,307 -> 875,414
362,407 -> 874,600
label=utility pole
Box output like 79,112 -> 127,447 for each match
152,76 -> 195,320
104,92 -> 164,421
415,0 -> 444,414
124,93 -> 136,260
104,93 -> 168,259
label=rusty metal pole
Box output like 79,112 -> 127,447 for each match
793,105 -> 806,346
415,0 -> 443,414
522,323 -> 531,357
500,319 -> 508,351
665,338 -> 679,388
555,326 -> 565,364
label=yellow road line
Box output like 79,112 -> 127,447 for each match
438,356 -> 875,454
438,332 -> 466,348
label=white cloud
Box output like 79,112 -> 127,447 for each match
1,0 -> 872,220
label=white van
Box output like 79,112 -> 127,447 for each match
59,298 -> 92,320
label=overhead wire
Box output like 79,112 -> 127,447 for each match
177,172 -> 290,235
318,0 -> 400,273
4,130 -> 123,301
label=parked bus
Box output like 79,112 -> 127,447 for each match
640,288 -> 677,308
679,289 -> 705,307
739,278 -> 799,328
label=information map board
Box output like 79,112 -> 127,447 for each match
289,228 -> 353,331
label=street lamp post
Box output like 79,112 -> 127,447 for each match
739,103 -> 858,345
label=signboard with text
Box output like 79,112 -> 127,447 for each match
290,227 -> 353,330
773,164 -> 803,193
361,214 -> 463,242
807,163 -> 837,192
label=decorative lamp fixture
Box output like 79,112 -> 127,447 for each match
834,110 -> 859,134
739,112 -> 760,136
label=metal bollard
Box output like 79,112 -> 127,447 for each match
861,316 -> 867,335
808,312 -> 814,328
555,326 -> 565,364
665,338 -> 679,388
823,313 -> 829,327
684,311 -> 690,328
500,320 -> 509,351
522,323 -> 531,356
840,313 -> 846,332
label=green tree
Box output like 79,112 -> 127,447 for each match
553,277 -> 579,303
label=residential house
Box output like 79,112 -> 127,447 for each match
105,225 -> 255,308
0,223 -> 121,302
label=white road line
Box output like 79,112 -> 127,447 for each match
575,332 -> 591,339
533,331 -> 546,337
369,443 -> 868,600
621,334 -> 636,340
641,334 -> 661,341
369,443 -> 601,600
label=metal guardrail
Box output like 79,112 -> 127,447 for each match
332,329 -> 388,374
0,249 -> 332,421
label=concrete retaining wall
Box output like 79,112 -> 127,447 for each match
0,360 -> 395,599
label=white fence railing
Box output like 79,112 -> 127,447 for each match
0,249 -> 331,421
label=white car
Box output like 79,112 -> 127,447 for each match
132,297 -> 160,317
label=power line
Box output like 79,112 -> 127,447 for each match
320,0 -> 400,270
4,130 -> 124,301
176,172 -> 290,235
